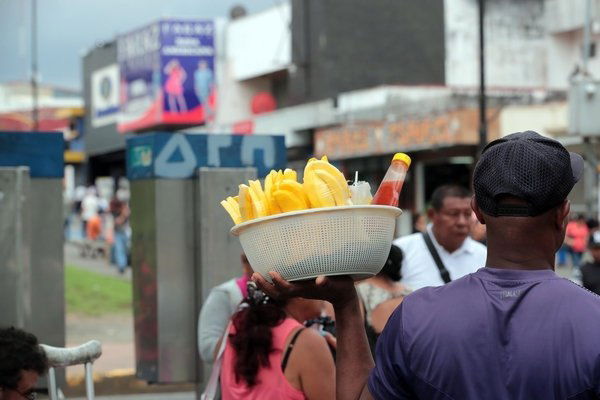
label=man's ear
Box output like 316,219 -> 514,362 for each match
471,197 -> 486,224
426,207 -> 435,221
556,200 -> 570,230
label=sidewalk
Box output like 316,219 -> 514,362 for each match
65,313 -> 134,375
65,241 -> 132,280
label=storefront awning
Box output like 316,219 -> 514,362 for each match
314,108 -> 500,159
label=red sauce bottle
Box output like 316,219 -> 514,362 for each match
372,153 -> 411,207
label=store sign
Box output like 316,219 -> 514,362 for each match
91,64 -> 120,127
314,108 -> 499,159
117,19 -> 216,133
126,133 -> 286,180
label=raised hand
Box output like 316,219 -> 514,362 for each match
252,271 -> 357,309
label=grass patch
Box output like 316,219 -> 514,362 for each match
65,265 -> 132,316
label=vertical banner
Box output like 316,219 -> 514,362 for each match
117,22 -> 162,133
117,19 -> 215,133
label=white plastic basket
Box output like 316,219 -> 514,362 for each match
231,205 -> 402,281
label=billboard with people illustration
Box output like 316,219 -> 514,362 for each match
117,19 -> 215,133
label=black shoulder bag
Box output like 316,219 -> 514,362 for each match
422,232 -> 452,284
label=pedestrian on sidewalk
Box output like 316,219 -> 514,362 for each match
110,190 -> 130,274
255,131 -> 600,399
565,213 -> 589,272
81,186 -> 99,239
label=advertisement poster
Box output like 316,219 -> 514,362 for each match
117,19 -> 215,133
91,64 -> 120,128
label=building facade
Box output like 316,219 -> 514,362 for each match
82,0 -> 600,220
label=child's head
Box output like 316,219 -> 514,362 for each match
589,232 -> 600,262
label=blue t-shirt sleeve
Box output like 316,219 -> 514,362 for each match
367,303 -> 416,399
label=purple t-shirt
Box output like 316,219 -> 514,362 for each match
369,267 -> 600,399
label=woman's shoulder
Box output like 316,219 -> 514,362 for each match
292,327 -> 330,355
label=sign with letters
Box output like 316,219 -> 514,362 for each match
126,133 -> 286,179
117,19 -> 216,133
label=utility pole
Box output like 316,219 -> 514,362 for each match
31,0 -> 38,131
582,0 -> 592,75
477,0 -> 487,157
582,0 -> 598,218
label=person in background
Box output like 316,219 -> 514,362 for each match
80,186 -> 99,238
198,254 -> 253,363
587,218 -> 599,236
395,185 -> 487,290
110,190 -> 130,274
565,213 -> 589,272
85,208 -> 103,241
411,212 -> 427,233
0,327 -> 48,400
220,282 -> 335,399
356,245 -> 410,354
580,231 -> 600,295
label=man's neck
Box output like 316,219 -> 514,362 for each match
485,245 -> 555,271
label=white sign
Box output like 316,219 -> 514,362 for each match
91,64 -> 120,127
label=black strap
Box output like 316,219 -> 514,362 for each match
281,328 -> 304,371
422,232 -> 452,284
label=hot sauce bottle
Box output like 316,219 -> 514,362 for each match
372,153 -> 411,207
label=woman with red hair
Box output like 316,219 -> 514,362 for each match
220,282 -> 335,399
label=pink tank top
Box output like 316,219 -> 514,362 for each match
220,317 -> 306,400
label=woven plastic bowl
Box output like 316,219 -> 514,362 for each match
230,205 -> 402,282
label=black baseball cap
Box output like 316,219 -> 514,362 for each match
474,131 -> 584,217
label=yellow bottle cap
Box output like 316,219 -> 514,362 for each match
393,153 -> 411,168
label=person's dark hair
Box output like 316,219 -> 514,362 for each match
379,245 -> 404,281
0,327 -> 48,390
430,185 -> 471,211
586,218 -> 599,230
229,284 -> 288,387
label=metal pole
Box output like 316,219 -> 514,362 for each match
31,0 -> 38,131
85,362 -> 95,399
582,0 -> 596,217
582,0 -> 592,74
478,0 -> 487,156
47,367 -> 58,400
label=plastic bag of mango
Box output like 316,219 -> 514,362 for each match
221,156 -> 353,225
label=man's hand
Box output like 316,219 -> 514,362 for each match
252,271 -> 357,310
254,271 -> 376,400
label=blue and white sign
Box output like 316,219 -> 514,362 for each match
127,133 -> 286,180
91,64 -> 120,128
117,19 -> 216,133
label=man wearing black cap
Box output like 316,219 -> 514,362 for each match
255,131 -> 600,399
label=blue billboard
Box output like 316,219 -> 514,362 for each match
117,19 -> 215,133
